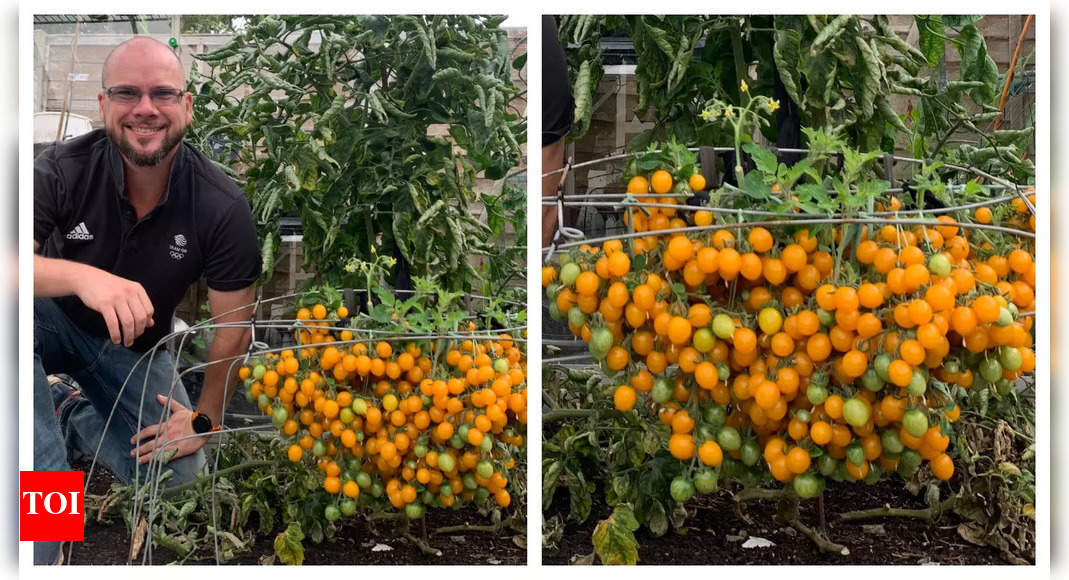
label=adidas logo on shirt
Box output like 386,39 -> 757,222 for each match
66,222 -> 94,241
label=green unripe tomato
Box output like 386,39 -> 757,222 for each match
995,307 -> 1014,327
996,378 -> 1015,396
351,398 -> 369,415
717,426 -> 742,452
324,505 -> 341,521
356,472 -> 372,489
272,407 -> 288,429
881,429 -> 904,455
477,460 -> 494,479
339,408 -> 355,424
568,307 -> 587,328
842,398 -> 870,427
670,477 -> 695,503
651,376 -> 674,404
1000,346 -> 1023,372
548,301 -> 564,321
437,453 -> 456,473
463,473 -> 478,491
928,253 -> 951,277
846,443 -> 865,466
860,368 -> 884,392
907,372 -> 928,397
252,364 -> 267,380
792,473 -> 823,499
740,439 -> 761,467
902,409 -> 929,438
559,262 -> 581,286
807,384 -> 828,405
979,358 -> 1003,383
589,328 -> 614,360
405,502 -> 425,520
692,328 -> 716,353
717,363 -> 731,382
312,439 -> 327,457
873,353 -> 892,382
339,499 -> 357,516
818,455 -> 838,477
712,314 -> 735,340
897,449 -> 922,478
703,404 -> 727,429
693,468 -> 719,494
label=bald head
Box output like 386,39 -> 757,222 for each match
102,36 -> 185,89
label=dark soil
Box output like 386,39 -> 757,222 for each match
65,462 -> 525,565
543,479 -> 1017,565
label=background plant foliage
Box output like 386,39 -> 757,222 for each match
559,15 -> 1032,182
188,15 -> 527,293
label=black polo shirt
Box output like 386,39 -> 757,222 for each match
34,129 -> 261,352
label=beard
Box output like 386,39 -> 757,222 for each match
108,123 -> 187,167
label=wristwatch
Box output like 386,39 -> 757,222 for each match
191,411 -> 215,434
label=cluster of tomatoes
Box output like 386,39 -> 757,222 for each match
542,168 -> 1036,501
240,301 -> 527,522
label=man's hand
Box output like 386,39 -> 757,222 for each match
76,268 -> 155,347
129,394 -> 207,465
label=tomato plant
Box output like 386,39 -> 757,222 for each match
188,15 -> 526,292
542,98 -> 1035,558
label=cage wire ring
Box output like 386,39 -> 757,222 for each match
77,288 -> 527,563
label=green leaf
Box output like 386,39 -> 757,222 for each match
915,16 -> 946,67
795,183 -> 835,214
942,15 -> 983,29
739,170 -> 775,202
542,459 -> 564,508
811,14 -> 853,53
743,142 -> 779,175
591,504 -> 640,565
273,522 -> 305,565
573,60 -> 593,138
773,28 -> 803,106
957,24 -> 999,105
854,36 -> 882,120
855,180 -> 891,206
646,499 -> 668,537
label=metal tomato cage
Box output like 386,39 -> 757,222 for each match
541,146 -> 1036,366
72,289 -> 526,565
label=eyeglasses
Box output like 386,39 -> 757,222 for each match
103,86 -> 186,106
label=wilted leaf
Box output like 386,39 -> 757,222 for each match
591,504 -> 640,565
273,522 -> 305,565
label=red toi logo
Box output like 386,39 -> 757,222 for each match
19,471 -> 84,541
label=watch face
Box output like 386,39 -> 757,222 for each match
193,414 -> 212,433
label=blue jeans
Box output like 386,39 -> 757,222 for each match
33,298 -> 205,564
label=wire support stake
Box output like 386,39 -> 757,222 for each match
546,156 -> 585,264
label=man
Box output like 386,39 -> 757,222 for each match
33,37 -> 260,564
541,15 -> 574,247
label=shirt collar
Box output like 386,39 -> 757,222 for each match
106,134 -> 188,208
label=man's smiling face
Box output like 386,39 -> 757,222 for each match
99,38 -> 192,167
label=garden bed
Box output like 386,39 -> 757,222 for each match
543,478 -> 1014,565
71,461 -> 525,565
